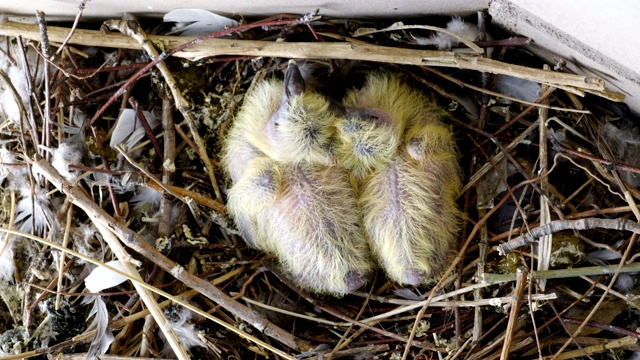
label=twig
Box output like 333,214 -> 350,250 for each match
54,207 -> 73,310
89,126 -> 121,218
35,11 -> 52,158
538,74 -> 552,292
91,220 -> 191,360
559,318 -> 640,340
14,37 -> 40,150
579,276 -> 640,311
157,95 -> 175,239
500,268 -> 527,360
0,20 -> 621,95
472,11 -> 490,344
54,0 -> 88,56
352,22 -> 484,54
482,262 -> 640,284
425,67 -> 588,112
116,146 -> 226,214
549,336 -> 637,360
462,120 -> 539,194
127,97 -> 163,163
496,218 -> 640,255
330,278 -> 376,358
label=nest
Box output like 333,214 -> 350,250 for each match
0,9 -> 638,360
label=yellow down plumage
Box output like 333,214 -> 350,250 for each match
223,64 -> 461,293
343,73 -> 461,285
223,62 -> 373,294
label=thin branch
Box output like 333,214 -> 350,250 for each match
497,218 -> 640,255
0,20 -> 621,95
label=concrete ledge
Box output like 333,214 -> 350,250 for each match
490,0 -> 640,115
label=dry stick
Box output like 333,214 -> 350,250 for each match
559,318 -> 640,340
54,207 -> 73,310
54,0 -> 88,56
466,319 -> 526,360
35,11 -> 52,158
553,142 -> 640,176
329,279 -> 376,358
157,95 -> 175,238
471,9 -> 490,345
89,126 -> 121,217
551,336 -> 637,360
29,158 -> 312,353
0,21 -> 619,95
116,146 -> 226,214
482,262 -> 640,284
102,20 -> 222,203
579,276 -> 640,311
14,37 -> 41,151
425,67 -> 589,113
538,77 -> 552,292
500,268 -> 527,360
496,218 -> 640,255
128,97 -> 163,163
90,220 -> 191,360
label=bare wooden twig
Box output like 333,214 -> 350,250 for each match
35,11 -> 52,159
91,220 -> 191,360
496,218 -> 640,255
483,262 -> 640,283
115,146 -> 226,214
500,268 -> 527,360
0,20 -> 622,96
537,75 -> 552,292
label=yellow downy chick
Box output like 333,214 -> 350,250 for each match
223,62 -> 373,294
345,73 -> 461,285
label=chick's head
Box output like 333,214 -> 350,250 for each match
337,72 -> 443,179
336,107 -> 401,180
263,61 -> 339,165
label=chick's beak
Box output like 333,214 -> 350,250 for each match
284,60 -> 306,99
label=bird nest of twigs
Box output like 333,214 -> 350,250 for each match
0,9 -> 638,360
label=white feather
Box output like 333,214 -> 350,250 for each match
614,273 -> 635,293
413,17 -> 478,50
109,109 -> 158,150
163,9 -> 238,36
496,75 -> 542,102
159,306 -> 206,357
0,239 -> 14,281
51,143 -> 83,181
0,42 -> 43,126
84,260 -> 128,293
0,147 -> 20,184
130,186 -> 163,212
83,296 -> 115,359
14,184 -> 53,234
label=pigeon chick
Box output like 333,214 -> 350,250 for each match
339,72 -> 461,285
223,62 -> 373,294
